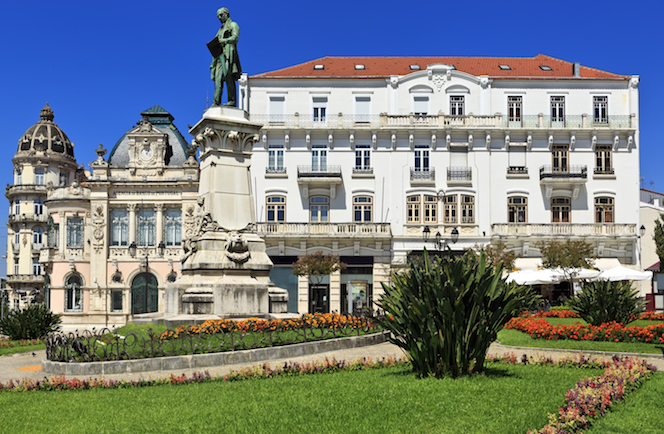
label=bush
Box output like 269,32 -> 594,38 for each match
377,250 -> 537,378
568,280 -> 646,326
0,304 -> 62,340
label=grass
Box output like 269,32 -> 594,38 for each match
584,372 -> 664,434
0,342 -> 45,356
496,328 -> 664,354
0,362 -> 603,434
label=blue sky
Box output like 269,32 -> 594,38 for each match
0,0 -> 662,277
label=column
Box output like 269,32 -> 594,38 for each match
58,211 -> 66,257
127,204 -> 136,245
155,203 -> 164,250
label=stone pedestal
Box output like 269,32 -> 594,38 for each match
165,107 -> 288,318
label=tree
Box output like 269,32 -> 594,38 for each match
377,250 -> 537,378
292,251 -> 346,285
653,213 -> 664,272
481,239 -> 520,271
536,239 -> 596,287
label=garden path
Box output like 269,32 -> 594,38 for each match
0,343 -> 662,385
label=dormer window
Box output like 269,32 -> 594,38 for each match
499,65 -> 511,70
540,65 -> 552,71
409,65 -> 421,70
314,64 -> 324,70
354,64 -> 365,70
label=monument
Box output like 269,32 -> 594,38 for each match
165,7 -> 288,319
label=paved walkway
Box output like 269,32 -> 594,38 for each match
1,343 -> 662,384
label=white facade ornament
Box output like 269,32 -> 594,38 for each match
485,131 -> 491,148
349,131 -> 355,148
629,76 -> 640,88
305,131 -> 311,148
371,131 -> 377,149
526,131 -> 532,150
548,132 -> 554,149
479,76 -> 490,89
504,131 -> 510,147
390,76 -> 399,88
431,131 -> 437,150
613,133 -> 620,150
391,131 -> 397,149
570,132 -> 576,150
284,131 -> 290,149
328,131 -> 334,149
628,133 -> 634,150
467,132 -> 473,147
591,131 -> 597,149
408,131 -> 414,150
446,131 -> 451,147
262,132 -> 267,149
431,72 -> 446,91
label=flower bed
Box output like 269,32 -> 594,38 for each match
528,356 -> 657,434
528,310 -> 664,321
506,316 -> 664,344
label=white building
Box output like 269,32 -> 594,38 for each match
241,54 -> 641,313
5,54 -> 643,324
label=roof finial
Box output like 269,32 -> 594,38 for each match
40,102 -> 54,122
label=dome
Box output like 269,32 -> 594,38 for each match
17,103 -> 74,157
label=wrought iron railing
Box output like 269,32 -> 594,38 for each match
539,165 -> 587,180
45,319 -> 381,363
447,167 -> 472,181
507,166 -> 528,175
410,168 -> 435,181
297,165 -> 342,177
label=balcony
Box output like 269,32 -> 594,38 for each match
248,113 -> 635,131
507,166 -> 528,176
491,223 -> 636,237
410,168 -> 435,183
447,167 -> 472,184
5,184 -> 47,198
256,222 -> 392,238
297,165 -> 342,178
8,213 -> 46,223
6,274 -> 45,284
539,165 -> 587,181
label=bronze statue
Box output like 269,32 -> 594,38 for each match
208,7 -> 242,107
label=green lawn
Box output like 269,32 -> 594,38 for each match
0,363 -> 602,434
496,328 -> 664,355
0,342 -> 44,356
584,372 -> 664,434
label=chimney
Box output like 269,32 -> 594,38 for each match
655,198 -> 660,208
573,62 -> 581,78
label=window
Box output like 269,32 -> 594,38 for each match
595,144 -> 613,174
67,217 -> 84,247
311,147 -> 327,172
552,144 -> 569,172
355,96 -> 371,123
508,197 -> 527,223
414,148 -> 430,172
266,196 -> 286,222
65,274 -> 83,312
267,146 -> 284,172
33,227 -> 43,245
353,196 -> 373,222
354,146 -> 371,172
551,197 -> 570,223
110,210 -> 128,246
593,96 -> 608,123
14,231 -> 20,247
595,197 -> 614,223
508,96 -> 522,122
269,96 -> 285,123
137,209 -> 156,246
461,195 -> 475,224
413,96 -> 429,116
444,195 -> 457,224
310,196 -> 329,222
551,96 -> 565,123
34,200 -> 43,216
32,258 -> 42,275
407,195 -> 420,223
164,209 -> 182,246
111,290 -> 123,312
48,222 -> 59,248
423,195 -> 437,223
59,172 -> 68,186
15,169 -> 22,185
35,169 -> 45,185
13,258 -> 19,275
313,97 -> 327,122
13,201 -> 20,215
450,96 -> 464,116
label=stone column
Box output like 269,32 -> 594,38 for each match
58,211 -> 66,257
127,204 -> 136,245
155,204 -> 164,248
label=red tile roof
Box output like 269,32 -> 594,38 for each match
252,54 -> 629,80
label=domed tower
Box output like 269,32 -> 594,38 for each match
5,103 -> 81,309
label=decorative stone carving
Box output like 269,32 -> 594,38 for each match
225,231 -> 250,263
91,204 -> 106,254
431,72 -> 446,91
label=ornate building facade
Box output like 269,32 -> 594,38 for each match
5,54 -> 643,327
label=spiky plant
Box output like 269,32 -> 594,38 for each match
569,280 -> 646,326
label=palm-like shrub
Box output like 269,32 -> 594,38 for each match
377,250 -> 536,378
568,280 -> 646,326
0,304 -> 62,340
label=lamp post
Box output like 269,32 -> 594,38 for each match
422,227 -> 459,254
128,241 -> 166,272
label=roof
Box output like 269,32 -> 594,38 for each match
251,54 -> 629,80
108,105 -> 190,166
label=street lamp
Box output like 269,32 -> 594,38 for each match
640,225 -> 646,238
435,231 -> 443,251
451,227 -> 459,244
422,225 -> 431,242
129,241 -> 166,272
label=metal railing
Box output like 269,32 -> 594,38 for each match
594,168 -> 615,175
507,166 -> 528,175
539,165 -> 587,180
447,167 -> 472,181
265,167 -> 287,174
352,167 -> 374,175
410,168 -> 435,181
297,165 -> 342,177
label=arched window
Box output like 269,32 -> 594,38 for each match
595,197 -> 614,223
551,197 -> 570,223
508,197 -> 527,223
65,274 -> 83,312
353,196 -> 373,222
407,195 -> 420,223
266,196 -> 286,222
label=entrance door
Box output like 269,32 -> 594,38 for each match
131,273 -> 158,314
309,284 -> 329,314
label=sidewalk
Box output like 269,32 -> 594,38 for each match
1,342 -> 662,385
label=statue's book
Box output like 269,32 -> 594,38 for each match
207,38 -> 222,58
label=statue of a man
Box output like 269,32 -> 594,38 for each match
209,7 -> 242,107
